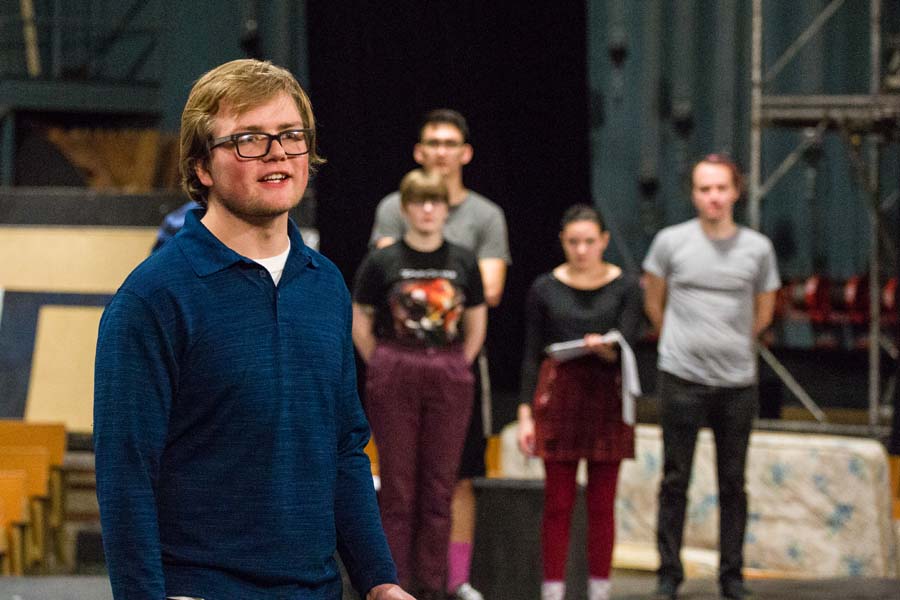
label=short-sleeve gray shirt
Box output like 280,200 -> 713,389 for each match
642,218 -> 781,387
369,190 -> 511,263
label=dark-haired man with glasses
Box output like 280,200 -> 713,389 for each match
371,110 -> 509,308
370,109 -> 509,600
94,59 -> 413,600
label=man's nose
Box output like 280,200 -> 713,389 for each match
264,138 -> 288,159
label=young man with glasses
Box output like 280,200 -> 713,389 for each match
94,59 -> 412,600
370,109 -> 510,600
643,155 -> 780,600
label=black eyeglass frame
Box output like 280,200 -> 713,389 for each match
208,128 -> 315,158
418,139 -> 466,150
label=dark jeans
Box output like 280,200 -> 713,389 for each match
656,371 -> 758,587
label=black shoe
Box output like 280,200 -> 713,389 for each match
720,580 -> 752,599
655,578 -> 679,599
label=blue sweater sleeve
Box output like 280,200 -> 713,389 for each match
333,300 -> 398,595
94,290 -> 173,600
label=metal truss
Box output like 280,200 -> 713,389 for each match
749,0 -> 900,429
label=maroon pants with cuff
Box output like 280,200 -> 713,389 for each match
365,343 -> 474,592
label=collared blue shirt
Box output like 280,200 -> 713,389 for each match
94,209 -> 396,600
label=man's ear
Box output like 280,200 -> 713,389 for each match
194,158 -> 213,187
460,143 -> 473,166
413,143 -> 425,166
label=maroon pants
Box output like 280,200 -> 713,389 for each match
365,343 -> 474,591
542,460 -> 621,581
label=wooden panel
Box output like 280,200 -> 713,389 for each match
0,226 -> 156,294
25,307 -> 103,432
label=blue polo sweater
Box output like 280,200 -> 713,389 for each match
94,210 -> 397,599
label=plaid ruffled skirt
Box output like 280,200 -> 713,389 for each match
532,354 -> 634,462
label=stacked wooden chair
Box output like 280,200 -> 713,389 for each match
0,469 -> 28,575
0,420 -> 67,574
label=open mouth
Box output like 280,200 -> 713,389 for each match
259,173 -> 290,183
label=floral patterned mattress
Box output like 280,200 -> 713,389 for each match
499,423 -> 899,578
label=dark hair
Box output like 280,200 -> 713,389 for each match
419,108 -> 470,142
560,204 -> 605,231
692,153 -> 744,193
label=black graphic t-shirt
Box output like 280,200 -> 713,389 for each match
353,240 -> 485,347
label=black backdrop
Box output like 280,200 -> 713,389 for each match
307,1 -> 590,428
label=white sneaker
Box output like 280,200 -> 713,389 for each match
588,578 -> 611,600
454,582 -> 485,600
541,581 -> 565,600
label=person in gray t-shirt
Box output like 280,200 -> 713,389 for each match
642,154 -> 780,600
369,109 -> 510,600
369,110 -> 510,307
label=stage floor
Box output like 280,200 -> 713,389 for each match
611,574 -> 900,599
1,575 -> 898,599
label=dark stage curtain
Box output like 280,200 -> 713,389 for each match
307,1 -> 591,429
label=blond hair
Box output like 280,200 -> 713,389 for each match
179,59 -> 325,205
398,169 -> 449,208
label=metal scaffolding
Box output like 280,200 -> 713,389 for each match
749,0 -> 900,429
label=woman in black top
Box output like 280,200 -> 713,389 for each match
517,205 -> 643,600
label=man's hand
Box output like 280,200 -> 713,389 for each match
367,583 -> 416,599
